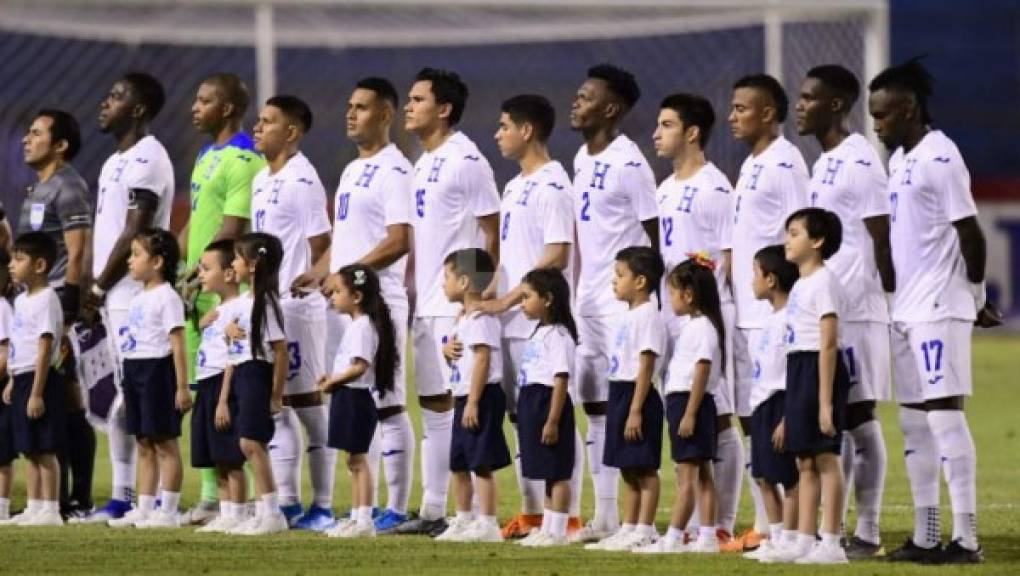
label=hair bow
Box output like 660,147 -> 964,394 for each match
685,251 -> 717,272
354,269 -> 367,286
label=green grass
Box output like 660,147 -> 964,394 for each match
3,335 -> 1019,574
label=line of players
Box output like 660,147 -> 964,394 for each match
0,57 -> 992,565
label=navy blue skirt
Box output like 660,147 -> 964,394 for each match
328,386 -> 378,454
517,384 -> 576,482
751,391 -> 798,489
123,356 -> 182,439
232,360 -> 276,444
604,380 -> 663,470
450,383 -> 512,473
784,351 -> 849,456
191,373 -> 245,468
0,383 -> 15,465
11,371 -> 66,456
665,392 -> 717,463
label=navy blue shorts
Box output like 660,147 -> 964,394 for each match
191,373 -> 245,468
232,361 -> 275,444
11,371 -> 66,456
0,385 -> 15,465
450,384 -> 512,473
123,356 -> 182,439
751,392 -> 798,489
517,384 -> 575,482
604,380 -> 663,471
784,352 -> 849,456
665,392 -> 717,463
328,386 -> 377,454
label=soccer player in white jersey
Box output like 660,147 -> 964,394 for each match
249,95 -> 334,528
302,77 -> 416,533
394,67 -> 501,535
570,64 -> 658,542
474,94 -> 581,538
652,93 -> 744,545
78,73 -> 175,524
725,73 -> 809,551
869,58 -> 996,565
795,64 -> 896,559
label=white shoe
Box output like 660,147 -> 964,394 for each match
137,509 -> 181,529
526,531 -> 569,548
108,508 -> 149,528
687,536 -> 719,553
197,514 -> 242,533
20,510 -> 64,526
226,515 -> 260,535
338,522 -> 376,539
460,519 -> 503,543
795,542 -> 849,564
571,520 -> 617,544
0,509 -> 37,526
516,528 -> 544,546
239,512 -> 289,536
602,530 -> 656,552
435,516 -> 474,541
759,541 -> 812,563
325,518 -> 356,538
584,526 -> 632,550
632,538 -> 687,554
743,539 -> 775,560
181,501 -> 219,526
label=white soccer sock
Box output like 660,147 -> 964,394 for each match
928,409 -> 978,550
108,406 -> 137,503
295,405 -> 336,509
664,524 -> 684,544
160,491 -> 180,514
840,431 -> 855,535
569,429 -> 584,517
511,425 -> 544,515
455,509 -> 474,522
637,523 -> 657,537
268,407 -> 303,507
540,509 -> 551,533
381,413 -> 415,515
548,510 -> 568,537
586,414 -> 619,529
138,494 -> 156,513
745,435 -> 769,534
0,497 -> 9,518
769,522 -> 783,543
899,407 -> 941,548
850,420 -> 887,545
713,426 -> 743,534
420,408 -> 452,520
357,506 -> 373,526
260,492 -> 279,516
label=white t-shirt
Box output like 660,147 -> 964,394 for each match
121,282 -> 184,359
518,324 -> 575,391
449,311 -> 502,397
330,144 -> 413,305
331,314 -> 377,391
809,133 -> 890,323
786,266 -> 844,352
94,135 -> 175,308
223,293 -> 287,365
251,151 -> 332,295
888,130 -> 978,323
749,307 -> 788,411
196,299 -> 236,380
608,301 -> 667,382
573,135 -> 658,317
10,288 -> 62,375
664,315 -> 721,395
0,299 -> 12,343
727,136 -> 809,329
498,161 -> 574,338
411,132 -> 500,317
657,162 -> 734,296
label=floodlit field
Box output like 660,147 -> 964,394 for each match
2,335 -> 1017,575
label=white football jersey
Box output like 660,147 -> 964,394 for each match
411,132 -> 500,317
498,161 -> 574,338
573,135 -> 658,317
94,135 -> 175,307
251,151 -> 332,295
786,266 -> 845,352
330,144 -> 413,305
121,282 -> 184,359
809,133 -> 890,323
10,288 -> 62,375
728,135 -> 809,329
887,130 -> 978,322
657,162 -> 734,296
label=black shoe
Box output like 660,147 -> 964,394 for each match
392,514 -> 448,537
845,536 -> 886,560
426,517 -> 449,538
61,500 -> 95,521
923,539 -> 984,564
888,538 -> 943,563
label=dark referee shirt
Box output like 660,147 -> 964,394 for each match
17,164 -> 93,286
